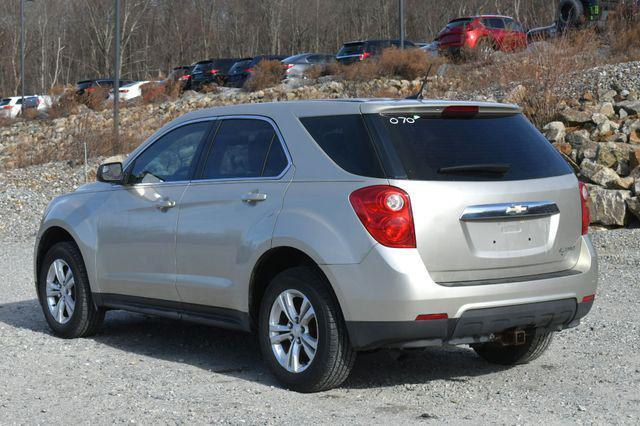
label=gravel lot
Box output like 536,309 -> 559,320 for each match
0,229 -> 638,424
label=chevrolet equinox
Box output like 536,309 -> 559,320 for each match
35,100 -> 598,392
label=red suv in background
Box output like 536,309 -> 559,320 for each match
437,15 -> 527,58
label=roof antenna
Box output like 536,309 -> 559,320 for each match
406,64 -> 433,100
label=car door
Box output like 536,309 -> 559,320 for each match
96,120 -> 213,301
175,116 -> 293,311
484,17 -> 507,49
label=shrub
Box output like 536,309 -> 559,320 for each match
48,90 -> 82,119
244,60 -> 286,91
141,81 -> 168,103
377,47 -> 434,80
333,47 -> 442,82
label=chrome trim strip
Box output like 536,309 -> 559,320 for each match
459,201 -> 560,222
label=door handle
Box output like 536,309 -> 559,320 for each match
155,199 -> 176,211
241,192 -> 267,203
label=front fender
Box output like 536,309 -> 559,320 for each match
35,189 -> 111,294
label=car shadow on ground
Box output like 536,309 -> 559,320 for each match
0,299 -> 507,390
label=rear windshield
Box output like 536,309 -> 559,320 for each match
300,113 -> 572,181
229,60 -> 252,73
446,19 -> 472,29
337,43 -> 365,56
366,113 -> 572,181
76,81 -> 93,89
193,61 -> 214,72
211,59 -> 239,72
0,98 -> 11,106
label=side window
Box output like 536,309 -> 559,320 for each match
483,18 -> 505,29
201,119 -> 286,179
300,115 -> 385,178
129,121 -> 209,184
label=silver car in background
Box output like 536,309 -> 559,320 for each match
35,99 -> 597,392
282,53 -> 335,78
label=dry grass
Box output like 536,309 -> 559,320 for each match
316,47 -> 442,82
244,60 -> 286,91
141,82 -> 168,103
605,5 -> 640,61
444,29 -> 605,127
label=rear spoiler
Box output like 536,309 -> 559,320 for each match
360,102 -> 522,116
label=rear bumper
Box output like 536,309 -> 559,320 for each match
321,236 -> 597,350
347,298 -> 593,350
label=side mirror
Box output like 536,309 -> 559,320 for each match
97,162 -> 124,184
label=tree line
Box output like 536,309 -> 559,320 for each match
0,0 -> 559,96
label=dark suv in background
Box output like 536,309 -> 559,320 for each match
226,55 -> 287,88
75,79 -> 133,96
336,39 -> 416,65
190,58 -> 246,90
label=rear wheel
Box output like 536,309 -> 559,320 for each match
472,328 -> 554,365
258,267 -> 356,392
38,242 -> 104,338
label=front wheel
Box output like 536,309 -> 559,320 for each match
37,242 -> 104,338
472,328 -> 554,365
258,267 -> 356,392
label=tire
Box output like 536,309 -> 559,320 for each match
37,242 -> 105,338
472,328 -> 554,366
258,266 -> 356,392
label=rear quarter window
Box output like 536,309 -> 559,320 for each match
300,115 -> 384,178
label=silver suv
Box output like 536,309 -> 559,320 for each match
35,100 -> 597,392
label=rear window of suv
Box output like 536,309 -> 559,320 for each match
366,113 -> 572,181
300,113 -> 572,181
337,43 -> 365,56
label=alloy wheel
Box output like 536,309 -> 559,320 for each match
268,289 -> 318,373
45,259 -> 76,324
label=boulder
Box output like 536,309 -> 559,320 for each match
595,142 -> 634,170
599,102 -> 616,118
627,197 -> 640,221
566,129 -> 591,147
580,160 -> 631,189
543,121 -> 566,143
615,100 -> 640,115
560,108 -> 592,125
587,185 -> 632,226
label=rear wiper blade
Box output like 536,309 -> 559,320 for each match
437,164 -> 511,175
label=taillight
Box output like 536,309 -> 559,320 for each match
349,185 -> 416,248
285,64 -> 294,69
119,89 -> 129,93
179,75 -> 191,81
579,182 -> 590,235
581,294 -> 595,303
87,87 -> 96,93
415,313 -> 448,321
244,68 -> 254,73
209,69 -> 219,75
359,51 -> 371,61
1,105 -> 13,109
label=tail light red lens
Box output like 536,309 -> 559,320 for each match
285,64 -> 294,69
415,313 -> 448,321
581,294 -> 595,303
349,185 -> 416,248
119,89 -> 129,93
2,105 -> 13,109
579,182 -> 590,235
359,51 -> 372,61
244,68 -> 254,73
179,75 -> 191,81
209,69 -> 219,75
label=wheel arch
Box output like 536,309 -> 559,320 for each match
248,246 -> 345,331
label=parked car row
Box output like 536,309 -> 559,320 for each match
1,13 -> 532,116
0,95 -> 52,118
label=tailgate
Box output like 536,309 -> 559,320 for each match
391,175 -> 582,283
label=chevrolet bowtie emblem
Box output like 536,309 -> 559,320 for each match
506,205 -> 528,215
